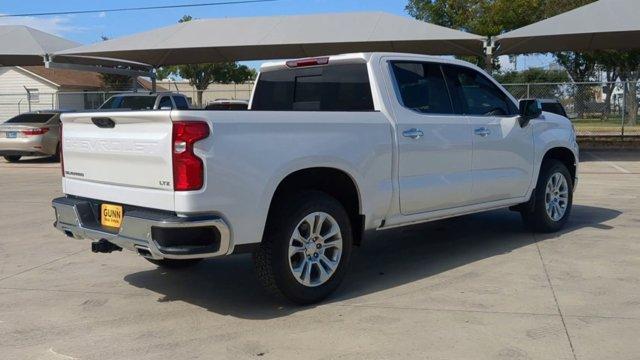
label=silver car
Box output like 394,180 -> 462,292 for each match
0,111 -> 63,162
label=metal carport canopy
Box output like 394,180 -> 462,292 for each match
0,24 -> 152,77
0,25 -> 81,66
494,0 -> 640,55
54,12 -> 485,66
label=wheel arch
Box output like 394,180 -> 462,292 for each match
541,147 -> 577,184
264,167 -> 365,246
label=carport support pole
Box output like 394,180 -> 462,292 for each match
621,82 -> 627,139
483,38 -> 495,73
151,70 -> 157,93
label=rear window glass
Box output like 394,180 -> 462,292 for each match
205,103 -> 248,110
252,63 -> 374,111
158,96 -> 173,109
4,113 -> 55,124
100,96 -> 157,110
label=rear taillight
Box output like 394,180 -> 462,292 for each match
285,57 -> 330,68
172,121 -> 209,191
22,127 -> 49,136
60,123 -> 64,177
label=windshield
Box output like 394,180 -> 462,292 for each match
4,113 -> 55,124
99,96 -> 157,110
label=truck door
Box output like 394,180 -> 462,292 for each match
388,61 -> 474,215
442,65 -> 534,204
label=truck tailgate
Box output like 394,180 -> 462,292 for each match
61,111 -> 174,191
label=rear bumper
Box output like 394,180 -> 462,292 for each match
0,150 -> 51,157
52,196 -> 231,260
0,135 -> 57,156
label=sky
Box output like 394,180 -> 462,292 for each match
0,0 -> 551,71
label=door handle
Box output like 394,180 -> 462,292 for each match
474,127 -> 491,137
402,128 -> 424,139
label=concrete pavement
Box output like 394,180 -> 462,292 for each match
0,151 -> 638,359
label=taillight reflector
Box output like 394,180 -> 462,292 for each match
285,57 -> 330,68
172,121 -> 209,191
22,127 -> 49,136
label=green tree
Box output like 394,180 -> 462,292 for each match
156,15 -> 257,107
99,36 -> 134,91
494,68 -> 569,84
407,0 -> 640,123
406,0 -> 596,71
616,51 -> 640,125
494,68 -> 569,100
593,51 -> 622,121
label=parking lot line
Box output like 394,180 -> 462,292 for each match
585,152 -> 632,174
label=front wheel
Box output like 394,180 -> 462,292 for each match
4,155 -> 21,163
254,191 -> 353,304
521,160 -> 573,233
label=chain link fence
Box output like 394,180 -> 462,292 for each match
0,88 -> 253,122
1,81 -> 638,137
503,81 -> 640,137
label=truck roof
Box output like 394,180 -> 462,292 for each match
109,92 -> 186,98
260,52 -> 483,72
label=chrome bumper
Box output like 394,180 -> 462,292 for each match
52,197 -> 231,260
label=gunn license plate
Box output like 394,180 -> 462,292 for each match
101,203 -> 123,229
6,131 -> 17,138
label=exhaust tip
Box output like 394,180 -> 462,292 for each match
136,247 -> 153,258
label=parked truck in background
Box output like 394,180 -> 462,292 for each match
52,53 -> 579,304
98,92 -> 191,110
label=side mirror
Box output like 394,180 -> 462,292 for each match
519,99 -> 542,127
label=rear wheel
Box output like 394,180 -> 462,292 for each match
521,160 -> 573,233
254,191 -> 353,304
51,143 -> 61,162
4,155 -> 21,163
144,258 -> 202,269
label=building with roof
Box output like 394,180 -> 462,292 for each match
0,66 -> 156,121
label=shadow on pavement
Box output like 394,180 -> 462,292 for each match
2,156 -> 59,164
124,204 -> 620,319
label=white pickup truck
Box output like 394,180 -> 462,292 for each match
52,53 -> 578,304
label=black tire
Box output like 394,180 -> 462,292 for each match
144,258 -> 202,269
51,143 -> 61,162
521,160 -> 573,233
4,155 -> 21,163
254,191 -> 353,305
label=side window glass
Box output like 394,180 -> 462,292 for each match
158,96 -> 173,109
173,96 -> 190,110
390,61 -> 453,114
443,65 -> 517,116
